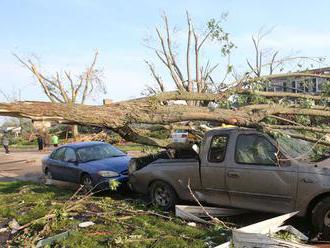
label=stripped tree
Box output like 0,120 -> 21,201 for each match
144,12 -> 235,98
13,51 -> 106,137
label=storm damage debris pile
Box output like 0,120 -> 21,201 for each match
215,212 -> 313,248
2,182 -> 234,247
175,205 -> 247,225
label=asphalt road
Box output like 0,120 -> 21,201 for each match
0,149 -> 47,183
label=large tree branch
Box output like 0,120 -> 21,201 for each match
155,28 -> 185,91
81,51 -> 99,104
186,11 -> 192,92
1,95 -> 330,147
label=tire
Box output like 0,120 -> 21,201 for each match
150,181 -> 177,211
44,169 -> 53,185
312,196 -> 330,240
45,169 -> 52,179
81,174 -> 94,193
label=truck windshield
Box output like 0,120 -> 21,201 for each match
276,134 -> 329,162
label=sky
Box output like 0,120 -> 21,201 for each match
0,0 -> 330,106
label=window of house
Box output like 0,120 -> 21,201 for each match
235,134 -> 277,166
312,78 -> 317,92
283,82 -> 288,92
298,81 -> 305,92
291,81 -> 296,93
208,135 -> 229,162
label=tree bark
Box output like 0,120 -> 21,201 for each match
1,91 -> 330,147
71,124 -> 79,139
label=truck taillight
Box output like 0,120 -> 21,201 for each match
181,134 -> 188,138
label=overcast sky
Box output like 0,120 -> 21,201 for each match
0,0 -> 329,106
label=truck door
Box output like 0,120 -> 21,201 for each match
200,133 -> 231,206
226,132 -> 297,213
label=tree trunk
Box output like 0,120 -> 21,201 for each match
0,90 -> 330,147
71,124 -> 79,139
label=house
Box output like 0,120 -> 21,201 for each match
265,67 -> 330,94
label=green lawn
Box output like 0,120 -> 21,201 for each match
0,181 -> 229,247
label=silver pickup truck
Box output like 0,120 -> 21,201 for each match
129,127 -> 330,238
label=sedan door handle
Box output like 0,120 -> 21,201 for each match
227,171 -> 240,179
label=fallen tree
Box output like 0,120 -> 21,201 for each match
1,73 -> 330,147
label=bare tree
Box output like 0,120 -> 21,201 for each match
144,12 -> 234,99
14,51 -> 106,137
246,27 -> 325,77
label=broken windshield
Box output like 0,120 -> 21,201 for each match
276,134 -> 330,162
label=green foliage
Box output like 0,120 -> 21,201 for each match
208,18 -> 236,56
109,180 -> 120,191
298,99 -> 314,108
0,181 -> 230,248
321,80 -> 330,96
294,115 -> 311,126
273,230 -> 301,243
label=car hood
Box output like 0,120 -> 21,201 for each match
80,156 -> 131,173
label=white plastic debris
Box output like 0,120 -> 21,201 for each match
8,219 -> 21,234
175,205 -> 246,224
78,221 -> 95,228
187,222 -> 197,227
215,212 -> 313,248
0,228 -> 8,233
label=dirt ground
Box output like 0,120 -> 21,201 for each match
0,149 -> 141,183
0,149 -> 47,183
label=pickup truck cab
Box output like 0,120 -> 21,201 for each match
129,127 -> 330,237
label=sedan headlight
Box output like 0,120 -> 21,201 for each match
98,171 -> 119,177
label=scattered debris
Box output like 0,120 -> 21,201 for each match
187,222 -> 197,227
78,221 -> 95,228
8,219 -> 21,234
87,231 -> 112,236
0,228 -> 8,233
231,229 -> 312,248
272,225 -> 309,242
35,231 -> 70,248
175,205 -> 246,224
215,212 -> 314,248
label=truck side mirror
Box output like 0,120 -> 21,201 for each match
192,144 -> 199,155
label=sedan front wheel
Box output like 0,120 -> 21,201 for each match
81,174 -> 94,194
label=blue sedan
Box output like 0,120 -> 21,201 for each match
42,142 -> 130,191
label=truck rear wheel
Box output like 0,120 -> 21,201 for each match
150,181 -> 177,211
312,196 -> 330,240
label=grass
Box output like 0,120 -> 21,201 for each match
0,181 -> 229,247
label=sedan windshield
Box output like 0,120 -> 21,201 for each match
77,144 -> 126,163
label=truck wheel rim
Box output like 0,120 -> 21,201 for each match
154,186 -> 170,206
324,210 -> 330,226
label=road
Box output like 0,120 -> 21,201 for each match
0,149 -> 47,182
0,149 -> 142,183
